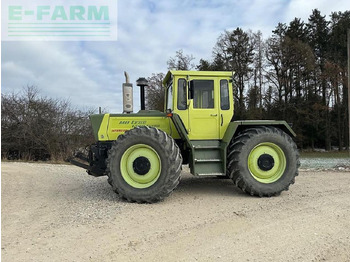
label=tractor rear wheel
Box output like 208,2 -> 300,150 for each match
227,126 -> 299,197
107,126 -> 182,203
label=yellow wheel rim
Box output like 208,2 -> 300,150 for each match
120,144 -> 161,188
248,142 -> 286,183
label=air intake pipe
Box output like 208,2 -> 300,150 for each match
123,71 -> 133,113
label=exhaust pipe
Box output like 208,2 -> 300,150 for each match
136,77 -> 149,111
124,71 -> 130,83
123,71 -> 133,113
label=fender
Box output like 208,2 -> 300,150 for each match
220,120 -> 296,173
222,120 -> 296,144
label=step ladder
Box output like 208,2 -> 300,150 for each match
191,140 -> 226,176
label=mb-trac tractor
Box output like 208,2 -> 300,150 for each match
71,71 -> 299,203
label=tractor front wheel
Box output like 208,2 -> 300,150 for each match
227,126 -> 299,197
107,126 -> 182,203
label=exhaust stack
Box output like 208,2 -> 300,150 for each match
136,77 -> 149,111
123,71 -> 133,113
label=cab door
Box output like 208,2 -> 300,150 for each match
188,77 -> 220,140
219,79 -> 233,138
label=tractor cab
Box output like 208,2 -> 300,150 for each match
163,71 -> 234,140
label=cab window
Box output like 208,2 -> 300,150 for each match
220,79 -> 230,110
177,78 -> 187,110
166,83 -> 173,110
191,80 -> 214,109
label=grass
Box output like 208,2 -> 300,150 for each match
300,151 -> 350,159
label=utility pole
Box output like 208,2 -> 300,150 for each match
348,29 -> 350,155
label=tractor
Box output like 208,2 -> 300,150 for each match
71,70 -> 299,203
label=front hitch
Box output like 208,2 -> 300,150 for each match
69,146 -> 106,177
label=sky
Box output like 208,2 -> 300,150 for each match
1,0 -> 349,113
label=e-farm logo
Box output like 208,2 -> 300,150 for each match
2,0 -> 117,41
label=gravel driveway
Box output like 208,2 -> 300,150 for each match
2,162 -> 350,262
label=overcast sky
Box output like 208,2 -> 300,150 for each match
1,0 -> 349,113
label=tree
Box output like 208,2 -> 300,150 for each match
252,30 -> 265,109
328,11 -> 350,150
196,59 -> 213,71
1,86 -> 94,161
194,10 -> 350,150
146,73 -> 165,111
213,28 -> 255,118
167,49 -> 195,70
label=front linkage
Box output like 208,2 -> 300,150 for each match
70,142 -> 111,177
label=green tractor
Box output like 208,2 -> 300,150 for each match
71,70 -> 299,203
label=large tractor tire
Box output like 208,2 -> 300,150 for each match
227,126 -> 299,197
107,126 -> 182,203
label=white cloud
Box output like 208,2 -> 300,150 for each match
2,41 -> 122,112
285,0 -> 349,22
2,0 -> 349,113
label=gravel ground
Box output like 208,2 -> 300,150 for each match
2,162 -> 350,262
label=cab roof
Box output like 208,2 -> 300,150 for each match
163,70 -> 234,86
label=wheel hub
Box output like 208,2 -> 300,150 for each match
132,156 -> 151,175
257,154 -> 275,171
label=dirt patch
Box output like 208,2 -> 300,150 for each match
2,162 -> 350,262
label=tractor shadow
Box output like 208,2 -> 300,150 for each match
75,175 -> 246,203
70,168 -> 247,203
175,173 -> 246,198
